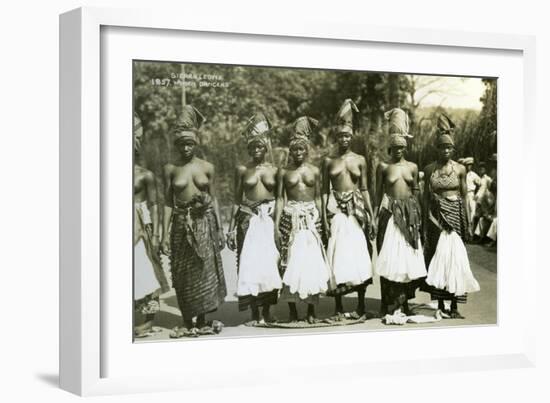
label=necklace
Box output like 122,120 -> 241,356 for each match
436,161 -> 454,177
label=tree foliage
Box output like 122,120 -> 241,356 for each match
134,61 -> 497,224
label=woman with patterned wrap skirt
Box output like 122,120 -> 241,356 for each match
322,99 -> 375,318
160,105 -> 227,337
375,108 -> 427,317
226,113 -> 281,324
422,114 -> 480,319
274,116 -> 331,324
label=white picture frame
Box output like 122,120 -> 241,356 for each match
59,6 -> 537,396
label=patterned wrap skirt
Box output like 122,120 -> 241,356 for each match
325,189 -> 373,297
278,201 -> 330,304
376,195 -> 426,307
235,199 -> 281,311
423,194 -> 480,302
170,193 -> 227,319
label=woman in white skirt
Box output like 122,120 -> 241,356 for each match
422,114 -> 480,318
375,108 -> 427,316
275,116 -> 331,324
226,113 -> 282,324
322,99 -> 374,318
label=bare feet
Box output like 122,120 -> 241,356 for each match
307,315 -> 319,324
450,309 -> 465,319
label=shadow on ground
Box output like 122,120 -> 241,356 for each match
158,294 -> 381,327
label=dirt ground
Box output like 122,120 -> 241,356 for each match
135,243 -> 497,342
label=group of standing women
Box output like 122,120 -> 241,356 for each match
133,99 -> 481,338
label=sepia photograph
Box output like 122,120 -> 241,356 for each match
132,60 -> 498,342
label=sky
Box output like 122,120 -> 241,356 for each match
409,75 -> 487,111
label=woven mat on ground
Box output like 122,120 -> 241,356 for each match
247,317 -> 367,329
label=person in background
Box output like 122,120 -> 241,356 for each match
133,113 -> 165,337
322,99 -> 374,319
418,170 -> 425,205
275,116 -> 330,324
375,108 -> 427,317
422,114 -> 480,319
161,105 -> 227,337
474,154 -> 497,244
463,157 -> 481,238
471,162 -> 490,241
226,113 -> 281,324
486,173 -> 497,248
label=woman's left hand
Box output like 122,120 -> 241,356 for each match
369,221 -> 377,240
151,235 -> 160,255
218,229 -> 225,250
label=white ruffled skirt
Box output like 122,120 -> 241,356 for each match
326,212 -> 372,287
134,238 -> 160,300
134,201 -> 161,300
282,203 -> 330,300
426,231 -> 480,296
375,216 -> 427,283
237,202 -> 282,296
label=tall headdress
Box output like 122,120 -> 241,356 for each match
173,105 -> 206,144
334,99 -> 359,135
436,113 -> 455,146
242,113 -> 272,147
134,113 -> 143,152
289,116 -> 319,148
384,108 -> 412,147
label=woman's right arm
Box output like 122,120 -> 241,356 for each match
161,164 -> 174,255
321,158 -> 331,238
226,166 -> 244,250
422,164 -> 432,239
274,167 -> 285,248
375,163 -> 385,218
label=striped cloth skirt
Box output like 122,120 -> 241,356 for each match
170,194 -> 227,319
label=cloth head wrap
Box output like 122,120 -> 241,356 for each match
289,116 -> 318,148
242,113 -> 271,147
436,113 -> 455,146
134,113 -> 143,152
173,105 -> 206,144
389,133 -> 408,147
385,108 -> 412,147
334,99 -> 359,135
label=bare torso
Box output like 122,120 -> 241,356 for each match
238,162 -> 277,201
166,158 -> 213,204
134,165 -> 150,203
326,152 -> 365,192
380,160 -> 418,199
282,163 -> 319,202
